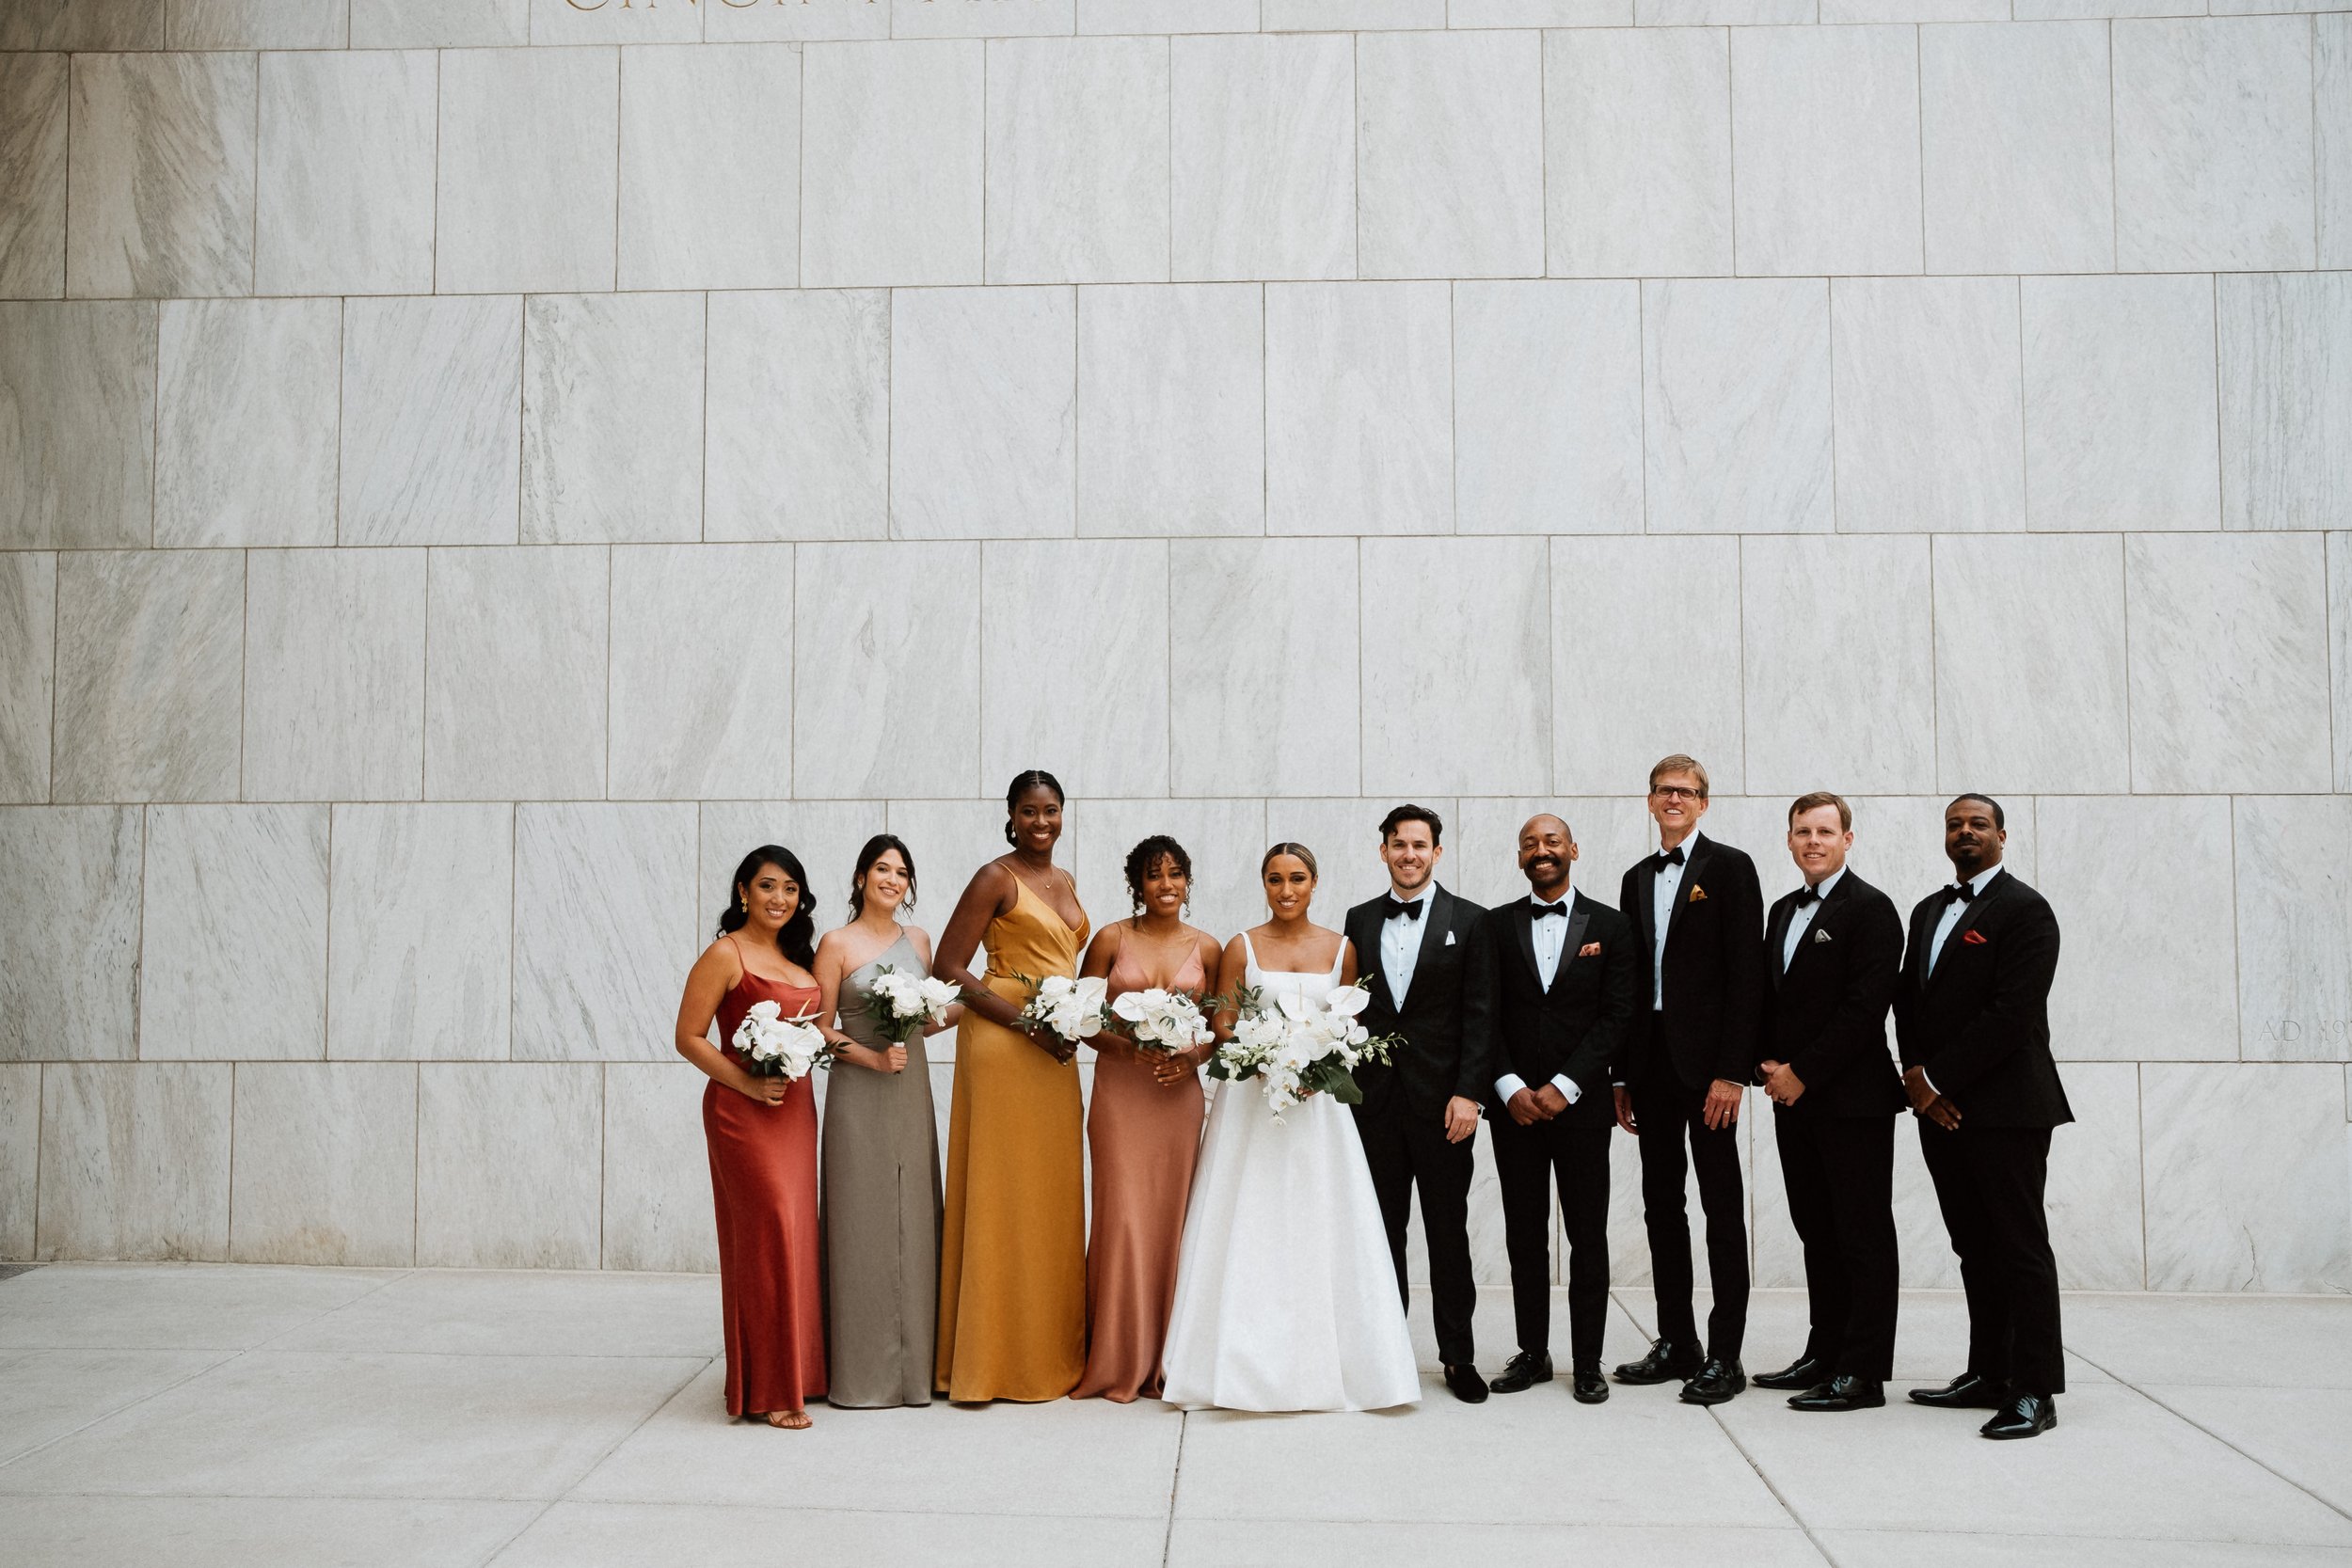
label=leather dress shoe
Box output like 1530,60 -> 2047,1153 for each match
1678,1357 -> 1746,1405
1613,1338 -> 1703,1385
1571,1367 -> 1610,1404
1788,1375 -> 1885,1412
1980,1393 -> 2057,1439
1444,1363 -> 1490,1404
1487,1352 -> 1553,1394
1754,1354 -> 1830,1391
1908,1372 -> 2008,1411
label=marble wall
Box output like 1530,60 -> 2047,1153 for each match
1,0 -> 2347,1295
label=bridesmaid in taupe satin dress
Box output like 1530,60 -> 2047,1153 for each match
812,834 -> 961,1408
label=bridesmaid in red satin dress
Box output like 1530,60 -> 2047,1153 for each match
673,844 -> 828,1428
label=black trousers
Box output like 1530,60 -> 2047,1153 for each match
1354,1097 -> 1478,1368
1491,1111 -> 1611,1369
1632,1042 -> 1749,1361
1774,1109 -> 1899,1379
1919,1120 -> 2065,1397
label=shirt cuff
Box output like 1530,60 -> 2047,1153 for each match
1551,1073 -> 1581,1105
1496,1073 -> 1529,1101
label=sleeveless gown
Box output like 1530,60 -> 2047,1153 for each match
1073,935 -> 1209,1402
705,965 -> 826,1417
823,930 -> 943,1408
1159,934 -> 1422,1412
935,876 -> 1090,1402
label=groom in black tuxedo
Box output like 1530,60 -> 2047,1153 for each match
1345,804 -> 1497,1404
1477,815 -> 1637,1406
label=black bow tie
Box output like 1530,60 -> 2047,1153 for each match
1382,897 -> 1422,921
1530,899 -> 1568,920
1941,881 -> 1977,906
1654,845 -> 1686,872
1793,885 -> 1822,908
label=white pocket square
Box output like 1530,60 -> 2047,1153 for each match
1812,928 -> 1833,943
1445,930 -> 1456,945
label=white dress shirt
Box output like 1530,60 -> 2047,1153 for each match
1380,881 -> 1436,1007
1780,866 -> 1846,972
1648,831 -> 1700,1011
1496,887 -> 1583,1107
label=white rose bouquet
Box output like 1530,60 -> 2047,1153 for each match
865,964 -> 962,1046
1016,973 -> 1110,1045
731,999 -> 832,1083
1106,987 -> 1216,1057
1207,982 -> 1399,1123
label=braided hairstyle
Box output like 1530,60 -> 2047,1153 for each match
1003,768 -> 1066,845
1122,834 -> 1192,920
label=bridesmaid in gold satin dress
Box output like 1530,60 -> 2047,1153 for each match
930,770 -> 1090,1402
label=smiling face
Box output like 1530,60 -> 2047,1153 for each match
859,847 -> 911,918
1009,784 -> 1063,856
1648,768 -> 1709,846
1787,803 -> 1851,885
1379,819 -> 1440,895
738,862 -> 800,936
1262,854 -> 1315,923
1518,815 -> 1578,897
1139,852 -> 1188,919
1944,797 -> 2005,878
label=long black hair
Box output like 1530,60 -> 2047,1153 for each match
1003,768 -> 1066,845
848,833 -> 917,923
1123,834 -> 1192,919
719,844 -> 816,968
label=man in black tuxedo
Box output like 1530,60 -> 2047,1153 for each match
1897,793 -> 2071,1440
1752,792 -> 1905,1413
1345,804 -> 1496,1404
1478,815 -> 1637,1406
1613,754 -> 1764,1405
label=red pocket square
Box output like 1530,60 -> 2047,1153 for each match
1963,928 -> 1988,945
1578,942 -> 1602,957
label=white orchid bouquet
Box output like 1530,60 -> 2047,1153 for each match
1016,973 -> 1110,1045
865,964 -> 961,1046
1207,982 -> 1399,1123
1106,987 -> 1216,1057
731,999 -> 832,1082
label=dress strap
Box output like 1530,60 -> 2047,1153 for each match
1239,930 -> 1259,979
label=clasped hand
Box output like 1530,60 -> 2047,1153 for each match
1757,1059 -> 1804,1106
1902,1066 -> 1962,1130
1504,1084 -> 1571,1126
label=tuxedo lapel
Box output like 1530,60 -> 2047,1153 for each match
1782,875 -> 1849,984
1558,906 -> 1591,995
1926,868 -> 2006,990
1662,834 -> 1707,950
1766,896 -> 1792,989
1512,899 -> 1542,990
1351,904 -> 1396,1015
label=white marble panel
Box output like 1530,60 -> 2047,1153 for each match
414,1064 -> 602,1269
1551,536 -> 1743,799
2144,1064 -> 2351,1292
2013,0 -> 2199,18
1265,0 -> 1441,24
1073,799 -> 1268,947
618,43 -> 799,291
513,803 -> 698,1063
0,553 -> 55,803
140,805 -> 328,1061
2323,17 -> 2352,269
1264,282 -> 1452,536
37,1063 -> 230,1261
2336,532 -> 2352,795
705,289 -> 887,543
1078,284 -> 1263,537
436,47 -> 617,294
1455,280 -> 1642,536
229,1063 -> 415,1267
1168,33 -> 1353,283
67,51 -> 253,297
792,542 -> 981,800
602,1062 -> 719,1274
155,298 -> 340,548
698,800 -> 880,945
1642,278 -> 1832,535
1544,27 -> 1732,280
339,295 -> 522,547
0,0 -> 164,50
977,539 -> 1169,798
1823,0 -> 2000,19
2036,796 -> 2235,1061
2040,1059 -> 2149,1291
1740,536 -> 1934,796
2125,532 -> 2332,795
1729,25 -> 1922,277
328,803 -> 512,1062
2220,272 -> 2352,532
521,293 -> 702,546
168,0 -> 342,44
801,40 -> 983,288
53,551 -> 244,804
891,0 -> 1072,34
243,549 -> 427,803
1356,29 -> 1544,280
986,37 -> 1168,285
2114,17 -> 2316,272
529,0 -> 699,43
2022,275 -> 2218,532
1637,0 -> 1809,22
0,1064 -> 34,1257
1931,533 -> 2129,796
889,285 -> 1075,539
255,49 -> 435,296
1920,21 -> 2113,274
0,301 -> 155,550
609,545 -> 794,800
1168,538 -> 1359,799
1080,0 -> 1259,31
0,55 -> 67,298
1453,0 -> 1628,23
2233,798 -> 2352,1065
422,546 -> 608,801
1260,800 -> 1459,922
1831,277 -> 2023,534
707,0 -> 888,38
1359,537 -> 1549,798
0,807 -> 140,1062
350,0 -> 527,46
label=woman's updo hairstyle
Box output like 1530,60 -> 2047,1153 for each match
1260,841 -> 1318,879
848,832 -> 917,923
1123,834 -> 1192,918
720,844 -> 817,968
1002,768 -> 1066,846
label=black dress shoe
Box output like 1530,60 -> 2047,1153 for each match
1678,1357 -> 1746,1405
1487,1352 -> 1552,1394
1908,1372 -> 2008,1411
1980,1393 -> 2057,1439
1444,1363 -> 1489,1404
1571,1367 -> 1610,1404
1754,1354 -> 1830,1391
1613,1338 -> 1703,1385
1788,1375 -> 1885,1412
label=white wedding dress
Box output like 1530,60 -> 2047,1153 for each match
1159,934 -> 1422,1412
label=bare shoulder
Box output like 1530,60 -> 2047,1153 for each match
906,925 -> 934,964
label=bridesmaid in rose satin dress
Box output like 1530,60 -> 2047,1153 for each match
673,844 -> 827,1428
1073,836 -> 1220,1403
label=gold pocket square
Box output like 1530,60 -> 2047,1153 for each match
1688,884 -> 1708,902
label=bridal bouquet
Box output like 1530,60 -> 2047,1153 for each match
1208,983 -> 1400,1123
731,999 -> 831,1082
1017,973 -> 1109,1044
866,964 -> 961,1045
1107,987 -> 1216,1056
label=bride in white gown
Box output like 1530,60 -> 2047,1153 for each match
1160,843 -> 1421,1412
